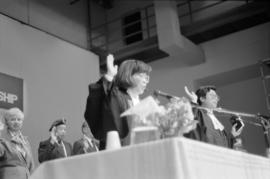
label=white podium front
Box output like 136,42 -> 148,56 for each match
30,137 -> 270,179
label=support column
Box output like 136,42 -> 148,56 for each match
154,0 -> 205,65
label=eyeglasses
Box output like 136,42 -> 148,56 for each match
134,73 -> 150,81
208,93 -> 220,101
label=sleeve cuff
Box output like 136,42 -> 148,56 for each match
104,74 -> 114,82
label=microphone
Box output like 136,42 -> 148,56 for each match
257,114 -> 270,120
153,90 -> 179,100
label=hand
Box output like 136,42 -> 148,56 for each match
83,140 -> 90,149
231,117 -> 244,137
50,127 -> 59,144
184,86 -> 197,104
106,54 -> 118,79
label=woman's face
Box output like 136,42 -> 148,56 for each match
6,115 -> 23,132
131,72 -> 150,95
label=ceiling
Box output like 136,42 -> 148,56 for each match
88,0 -> 270,69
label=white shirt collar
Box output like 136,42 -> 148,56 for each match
205,110 -> 224,131
127,90 -> 140,106
83,135 -> 99,151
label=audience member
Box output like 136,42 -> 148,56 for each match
73,121 -> 99,155
0,108 -> 34,179
38,118 -> 72,163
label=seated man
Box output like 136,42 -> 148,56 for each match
185,86 -> 245,149
73,121 -> 99,155
38,118 -> 72,163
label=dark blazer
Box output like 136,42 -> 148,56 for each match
185,108 -> 235,148
0,130 -> 34,179
38,138 -> 72,163
84,77 -> 130,142
72,138 -> 98,155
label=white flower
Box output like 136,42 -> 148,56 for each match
143,97 -> 197,138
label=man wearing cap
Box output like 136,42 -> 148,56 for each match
72,121 -> 99,155
38,118 -> 72,163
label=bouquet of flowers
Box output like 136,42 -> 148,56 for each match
146,97 -> 197,138
121,96 -> 197,139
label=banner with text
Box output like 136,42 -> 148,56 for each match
0,72 -> 23,110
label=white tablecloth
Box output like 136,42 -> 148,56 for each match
30,137 -> 270,179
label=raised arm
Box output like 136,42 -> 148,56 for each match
84,54 -> 118,140
184,86 -> 198,104
0,121 -> 4,157
104,54 -> 118,81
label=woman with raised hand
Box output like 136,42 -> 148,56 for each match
84,54 -> 152,150
0,108 -> 34,179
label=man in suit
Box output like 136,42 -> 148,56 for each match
38,118 -> 72,163
0,108 -> 35,179
73,121 -> 99,155
185,86 -> 245,149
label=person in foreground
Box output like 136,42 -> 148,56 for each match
73,121 -> 99,155
38,118 -> 72,163
0,108 -> 35,179
84,54 -> 152,150
185,86 -> 245,150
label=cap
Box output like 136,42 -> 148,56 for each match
49,118 -> 67,131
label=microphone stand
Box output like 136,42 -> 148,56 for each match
154,89 -> 270,156
258,115 -> 270,157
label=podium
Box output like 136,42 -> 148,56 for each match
30,137 -> 270,179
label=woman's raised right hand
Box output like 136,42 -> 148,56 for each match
106,54 -> 118,78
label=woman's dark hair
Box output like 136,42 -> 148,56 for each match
195,86 -> 216,105
115,59 -> 152,89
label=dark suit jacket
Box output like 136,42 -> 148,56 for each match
185,108 -> 235,148
38,138 -> 72,163
0,130 -> 34,179
72,138 -> 98,155
84,77 -> 130,142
